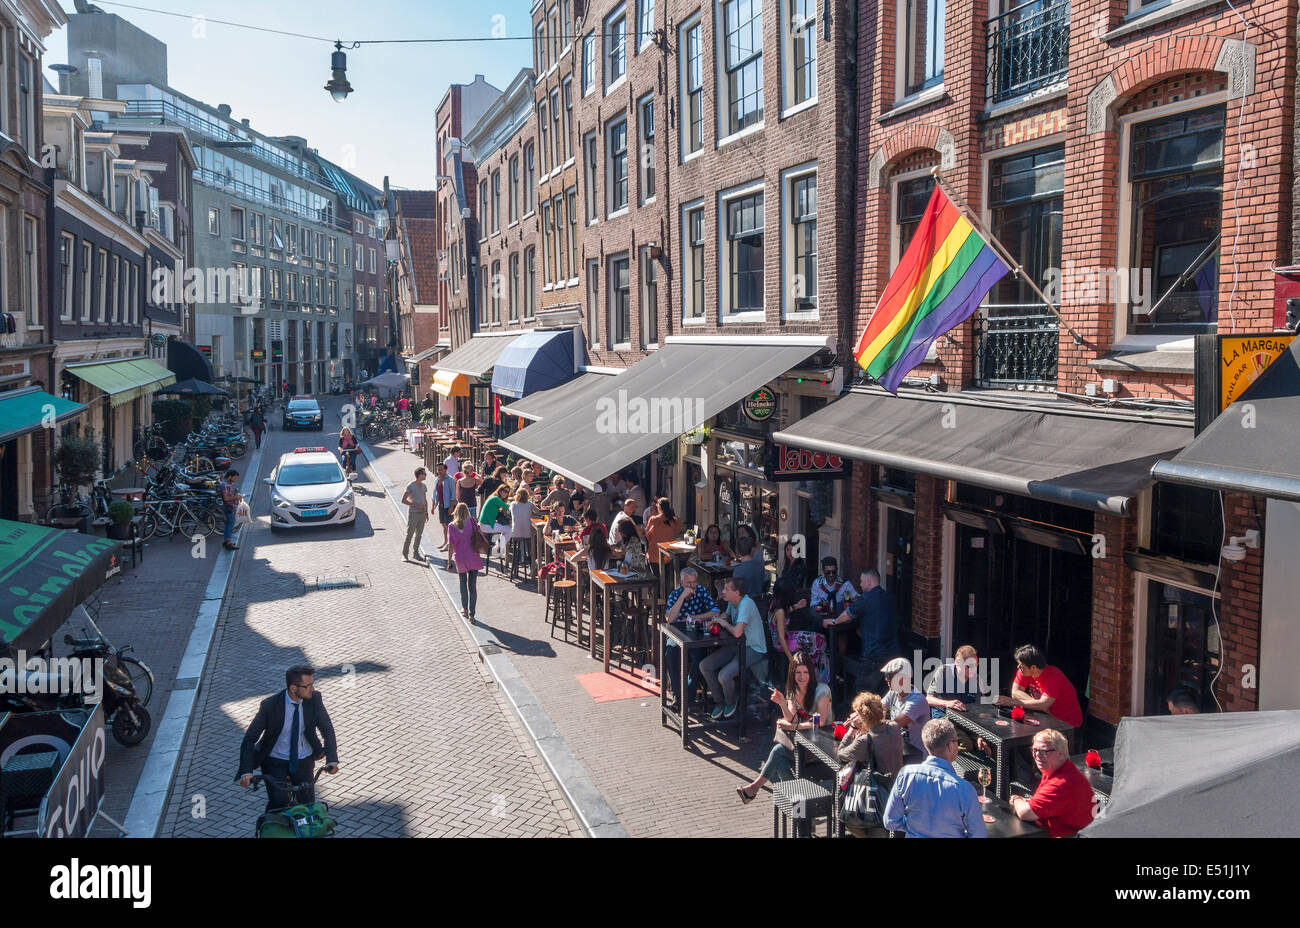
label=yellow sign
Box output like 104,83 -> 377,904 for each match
1220,335 -> 1295,410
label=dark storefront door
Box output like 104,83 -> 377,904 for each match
1144,581 -> 1219,715
0,440 -> 18,521
883,506 -> 915,631
953,524 -> 1093,705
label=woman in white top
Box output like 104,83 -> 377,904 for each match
509,487 -> 536,541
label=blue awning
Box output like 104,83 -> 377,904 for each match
490,329 -> 577,399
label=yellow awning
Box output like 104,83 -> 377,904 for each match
68,357 -> 177,407
432,369 -> 469,398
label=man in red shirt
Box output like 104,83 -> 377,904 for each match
1001,644 -> 1083,728
1010,729 -> 1096,836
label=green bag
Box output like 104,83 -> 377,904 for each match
256,801 -> 337,838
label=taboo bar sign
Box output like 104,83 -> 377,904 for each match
764,440 -> 847,482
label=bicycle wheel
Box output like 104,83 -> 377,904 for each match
178,506 -> 209,539
139,508 -> 160,541
118,656 -> 154,708
44,502 -> 93,524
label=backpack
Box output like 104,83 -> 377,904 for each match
256,801 -> 337,838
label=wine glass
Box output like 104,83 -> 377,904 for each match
977,766 -> 992,804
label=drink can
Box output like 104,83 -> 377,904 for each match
812,712 -> 821,729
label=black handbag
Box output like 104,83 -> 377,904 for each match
839,734 -> 886,830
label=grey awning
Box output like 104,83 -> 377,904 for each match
433,332 -> 523,378
405,346 -> 441,366
772,388 -> 1193,515
501,370 -> 620,421
1152,339 -> 1300,501
500,336 -> 830,489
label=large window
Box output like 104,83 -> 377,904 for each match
208,207 -> 220,235
536,21 -> 548,72
640,246 -> 658,346
725,191 -> 764,313
524,142 -> 536,214
59,233 -> 75,321
551,88 -> 564,168
509,154 -> 520,222
682,19 -> 705,155
609,254 -> 631,345
582,33 -> 596,94
684,205 -> 705,320
638,0 -> 655,51
584,132 -> 599,222
110,256 -> 120,323
491,259 -> 502,323
586,259 -> 601,347
608,117 -> 628,213
722,0 -> 763,136
553,194 -> 567,285
524,246 -> 537,316
785,0 -> 817,109
80,241 -> 92,321
787,171 -> 818,312
509,253 -> 520,321
901,0 -> 945,97
605,5 -> 627,88
639,95 -> 655,202
539,101 -> 550,175
988,144 -> 1063,309
1127,105 -> 1224,336
893,174 -> 936,264
230,206 -> 245,241
566,188 -> 579,280
541,201 -> 554,285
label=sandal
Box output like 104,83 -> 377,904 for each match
736,786 -> 755,805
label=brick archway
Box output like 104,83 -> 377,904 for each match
867,126 -> 956,188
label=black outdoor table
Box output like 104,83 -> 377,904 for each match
659,622 -> 747,750
979,792 -> 1049,838
1071,747 -> 1115,806
945,704 -> 1077,800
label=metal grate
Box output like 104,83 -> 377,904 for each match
986,0 -> 1070,105
975,306 -> 1059,387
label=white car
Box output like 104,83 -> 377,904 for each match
265,447 -> 356,530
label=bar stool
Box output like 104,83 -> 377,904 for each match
508,536 -> 534,582
771,780 -> 834,838
549,580 -> 577,642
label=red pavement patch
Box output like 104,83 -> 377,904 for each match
576,666 -> 661,703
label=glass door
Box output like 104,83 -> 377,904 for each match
883,505 -> 915,630
1144,581 -> 1220,714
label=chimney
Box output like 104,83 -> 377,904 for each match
217,103 -> 232,118
86,55 -> 103,98
241,118 -> 250,128
49,63 -> 78,95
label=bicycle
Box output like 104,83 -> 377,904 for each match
43,483 -> 94,524
138,495 -> 218,540
245,765 -> 338,838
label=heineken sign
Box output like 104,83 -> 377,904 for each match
764,440 -> 847,483
742,387 -> 777,422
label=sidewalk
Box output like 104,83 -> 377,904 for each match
368,440 -> 775,837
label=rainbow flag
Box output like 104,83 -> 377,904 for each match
855,186 -> 1012,393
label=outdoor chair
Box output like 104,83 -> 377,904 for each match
771,779 -> 834,838
548,579 -> 577,642
508,537 -> 535,583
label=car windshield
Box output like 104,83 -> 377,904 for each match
287,401 -> 319,412
278,463 -> 343,486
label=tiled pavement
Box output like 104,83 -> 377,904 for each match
365,440 -> 777,838
158,401 -> 581,838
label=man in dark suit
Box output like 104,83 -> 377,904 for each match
237,665 -> 340,810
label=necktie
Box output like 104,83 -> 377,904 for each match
288,702 -> 300,774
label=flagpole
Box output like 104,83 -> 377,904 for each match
930,168 -> 1086,346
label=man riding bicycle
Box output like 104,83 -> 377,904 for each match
237,665 -> 340,810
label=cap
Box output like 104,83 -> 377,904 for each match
880,657 -> 913,677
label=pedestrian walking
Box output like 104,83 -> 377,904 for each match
220,469 -> 243,551
248,405 -> 266,449
400,467 -> 430,562
433,462 -> 456,551
236,665 -> 340,811
397,394 -> 409,415
447,502 -> 484,620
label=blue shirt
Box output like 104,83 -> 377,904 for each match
883,689 -> 929,755
848,586 -> 897,658
665,585 -> 718,650
883,756 -> 986,838
727,596 -> 766,654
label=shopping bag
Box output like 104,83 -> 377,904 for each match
235,500 -> 252,526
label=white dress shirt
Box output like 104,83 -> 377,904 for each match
269,691 -> 313,762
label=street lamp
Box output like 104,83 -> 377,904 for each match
324,41 -> 354,102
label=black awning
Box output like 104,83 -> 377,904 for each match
1152,338 -> 1300,501
167,339 -> 214,383
0,521 -> 120,657
773,388 -> 1193,515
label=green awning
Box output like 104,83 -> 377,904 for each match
68,357 -> 176,407
0,388 -> 86,444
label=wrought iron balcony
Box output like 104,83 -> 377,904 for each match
974,306 -> 1059,387
986,0 -> 1069,105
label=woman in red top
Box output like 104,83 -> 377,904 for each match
1010,729 -> 1096,837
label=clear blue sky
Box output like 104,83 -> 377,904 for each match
48,0 -> 535,190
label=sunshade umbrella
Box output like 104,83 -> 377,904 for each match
157,378 -> 231,396
1081,709 -> 1300,837
0,521 -> 120,658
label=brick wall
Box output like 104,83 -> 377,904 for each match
1216,492 -> 1263,711
475,119 -> 540,333
535,1 -> 582,318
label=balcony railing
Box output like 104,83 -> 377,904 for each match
986,0 -> 1069,105
974,306 -> 1059,387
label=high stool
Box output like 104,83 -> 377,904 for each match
771,779 -> 834,838
508,537 -> 534,582
549,580 -> 577,642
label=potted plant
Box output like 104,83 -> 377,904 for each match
107,499 -> 135,539
51,433 -> 101,529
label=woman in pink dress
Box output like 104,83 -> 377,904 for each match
447,502 -> 485,621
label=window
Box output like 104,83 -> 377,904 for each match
893,174 -> 936,263
785,0 -> 818,109
287,223 -> 298,257
354,283 -> 363,310
479,272 -> 489,325
586,259 -> 601,346
355,240 -> 364,270
1126,105 -> 1224,336
901,0 -> 945,97
566,188 -> 579,280
583,33 -> 596,94
560,0 -> 572,49
541,201 -> 554,285
110,255 -> 120,323
536,22 -> 547,72
725,190 -> 764,313
584,132 -> 600,222
208,207 -> 220,235
288,272 -> 299,303
553,194 -> 567,284
788,171 -> 818,311
491,259 -> 502,323
684,205 -> 705,320
18,56 -> 32,155
317,231 -> 325,260
492,170 -> 501,233
722,0 -> 764,136
987,143 -> 1063,315
608,117 -> 628,213
682,19 -> 704,155
539,101 -> 550,175
249,212 -> 264,247
510,253 -> 520,321
605,5 -> 627,88
59,234 -> 75,321
328,236 -> 337,264
523,142 -> 537,214
609,254 -> 631,345
509,155 -> 520,222
120,258 -> 130,325
270,268 -> 283,301
328,279 -> 338,307
551,89 -> 563,168
548,5 -> 559,64
638,0 -> 655,51
269,218 -> 284,252
369,248 -> 377,273
638,96 -> 655,202
96,249 -> 108,322
231,206 -> 246,241
640,246 -> 658,345
368,286 -> 378,312
562,79 -> 574,163
315,276 -> 324,305
80,242 -> 91,321
524,246 -> 537,316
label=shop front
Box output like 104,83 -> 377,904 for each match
62,356 -> 175,474
429,331 -> 522,431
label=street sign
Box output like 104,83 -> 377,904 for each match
1195,333 -> 1297,433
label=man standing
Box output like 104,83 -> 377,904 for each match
1009,729 -> 1096,837
824,567 -> 897,689
698,577 -> 767,720
883,718 -> 986,838
400,467 -> 430,562
220,469 -> 243,551
444,446 -> 462,478
731,535 -> 768,600
237,665 -> 340,811
433,462 -> 456,551
397,393 -> 410,415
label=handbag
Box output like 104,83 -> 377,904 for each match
471,519 -> 493,556
839,734 -> 886,830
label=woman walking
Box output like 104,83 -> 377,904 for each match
248,404 -> 266,449
447,502 -> 485,620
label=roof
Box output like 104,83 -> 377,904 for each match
395,190 -> 438,219
278,450 -> 337,466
